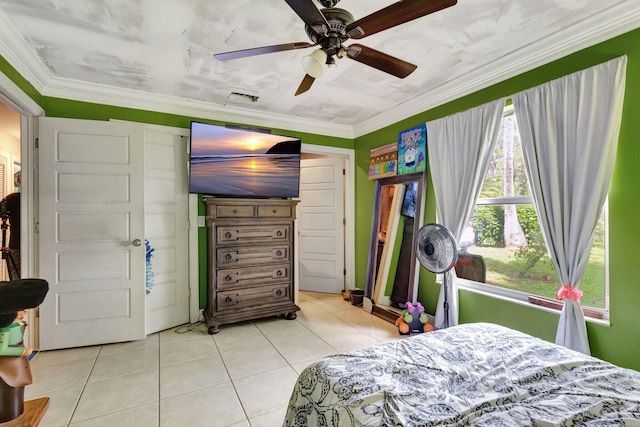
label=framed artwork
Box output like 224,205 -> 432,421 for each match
368,142 -> 397,180
13,160 -> 20,193
397,124 -> 426,175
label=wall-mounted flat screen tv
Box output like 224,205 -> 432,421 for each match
189,122 -> 301,198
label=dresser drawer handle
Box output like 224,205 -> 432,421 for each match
225,296 -> 232,303
225,254 -> 232,260
273,209 -> 277,213
276,250 -> 282,257
276,270 -> 283,277
225,275 -> 232,282
233,209 -> 238,214
276,289 -> 283,296
276,231 -> 283,237
225,232 -> 232,238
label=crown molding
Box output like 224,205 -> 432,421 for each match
0,69 -> 43,116
0,11 -> 52,93
41,77 -> 354,139
353,1 -> 640,137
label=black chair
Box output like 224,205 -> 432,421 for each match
455,253 -> 486,283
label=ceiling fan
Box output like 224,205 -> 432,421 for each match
214,0 -> 457,95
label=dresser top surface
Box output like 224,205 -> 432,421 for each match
203,197 -> 299,206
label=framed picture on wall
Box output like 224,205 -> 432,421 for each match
368,142 -> 397,180
397,124 -> 426,175
13,160 -> 20,193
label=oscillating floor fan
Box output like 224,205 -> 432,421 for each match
414,223 -> 458,328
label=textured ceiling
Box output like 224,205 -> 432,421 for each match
0,0 -> 639,137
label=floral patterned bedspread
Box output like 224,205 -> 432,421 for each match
283,323 -> 640,426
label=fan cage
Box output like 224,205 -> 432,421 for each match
414,223 -> 458,274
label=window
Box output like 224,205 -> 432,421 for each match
459,106 -> 608,316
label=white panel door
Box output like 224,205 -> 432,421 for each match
298,156 -> 345,294
144,127 -> 190,334
38,118 -> 146,350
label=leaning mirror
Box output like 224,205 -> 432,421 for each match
364,172 -> 426,323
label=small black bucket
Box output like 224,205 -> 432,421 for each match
349,289 -> 365,306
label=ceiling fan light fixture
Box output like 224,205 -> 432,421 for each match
301,49 -> 327,78
318,0 -> 340,7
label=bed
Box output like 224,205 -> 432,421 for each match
283,322 -> 640,426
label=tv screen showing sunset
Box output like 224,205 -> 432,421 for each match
189,122 -> 301,198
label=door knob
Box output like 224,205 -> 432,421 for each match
132,239 -> 143,247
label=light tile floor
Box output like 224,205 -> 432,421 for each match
23,291 -> 406,427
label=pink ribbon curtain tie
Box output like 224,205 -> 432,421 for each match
557,285 -> 583,301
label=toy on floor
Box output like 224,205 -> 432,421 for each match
0,278 -> 49,423
0,314 -> 31,357
395,301 -> 435,335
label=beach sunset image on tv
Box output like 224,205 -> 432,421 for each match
189,122 -> 301,198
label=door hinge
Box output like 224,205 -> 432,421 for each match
343,269 -> 346,276
34,222 -> 39,233
343,218 -> 346,226
35,137 -> 39,149
343,168 -> 345,175
188,287 -> 191,300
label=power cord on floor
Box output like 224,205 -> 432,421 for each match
173,313 -> 206,334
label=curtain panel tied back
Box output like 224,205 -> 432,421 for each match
512,56 -> 627,354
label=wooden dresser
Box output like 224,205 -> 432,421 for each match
203,197 -> 300,334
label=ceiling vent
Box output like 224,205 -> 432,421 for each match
228,92 -> 259,103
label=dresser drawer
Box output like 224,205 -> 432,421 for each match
215,204 -> 255,218
217,264 -> 290,290
258,205 -> 293,218
217,246 -> 290,267
216,225 -> 290,244
217,284 -> 290,312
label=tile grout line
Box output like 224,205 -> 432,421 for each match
64,344 -> 104,426
215,323 -> 252,425
69,340 -> 167,426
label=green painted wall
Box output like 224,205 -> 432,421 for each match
0,56 -> 41,104
355,28 -> 640,371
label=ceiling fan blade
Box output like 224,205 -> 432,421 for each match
346,0 -> 457,39
214,42 -> 315,61
346,44 -> 417,78
295,74 -> 315,96
284,0 -> 330,36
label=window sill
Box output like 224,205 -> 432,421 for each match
527,295 -> 603,319
455,279 -> 610,326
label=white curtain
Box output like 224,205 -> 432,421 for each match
512,56 -> 627,354
426,98 -> 505,328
